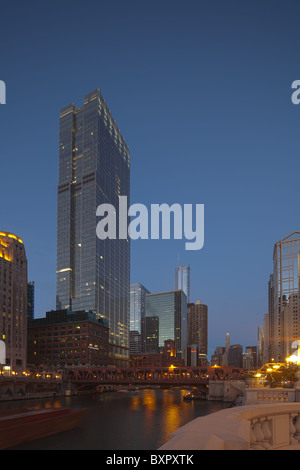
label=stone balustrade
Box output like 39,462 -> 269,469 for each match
245,388 -> 296,405
159,403 -> 300,450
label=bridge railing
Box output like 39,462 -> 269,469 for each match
159,403 -> 300,450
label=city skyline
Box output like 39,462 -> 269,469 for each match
1,1 -> 300,358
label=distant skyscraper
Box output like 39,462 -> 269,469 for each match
272,231 -> 300,362
130,283 -> 150,333
0,232 -> 27,372
187,300 -> 208,364
27,281 -> 35,320
145,290 -> 187,358
228,344 -> 243,368
175,265 -> 190,303
223,332 -> 230,366
56,90 -> 130,367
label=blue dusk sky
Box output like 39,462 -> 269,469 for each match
0,0 -> 300,358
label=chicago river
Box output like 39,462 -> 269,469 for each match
0,389 -> 227,450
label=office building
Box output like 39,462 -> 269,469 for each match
211,347 -> 225,366
130,340 -> 184,368
272,231 -> 300,362
257,325 -> 264,367
130,283 -> 150,333
0,232 -> 27,372
187,300 -> 208,364
129,330 -> 142,355
141,315 -> 159,353
27,309 -> 109,369
243,346 -> 257,370
228,344 -> 243,368
175,265 -> 190,302
282,293 -> 299,359
56,90 -> 130,367
27,281 -> 35,320
145,290 -> 187,359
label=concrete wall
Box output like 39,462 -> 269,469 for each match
208,380 -> 246,402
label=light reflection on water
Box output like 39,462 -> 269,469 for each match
2,388 -> 228,450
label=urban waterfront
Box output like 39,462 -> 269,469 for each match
1,389 -> 228,450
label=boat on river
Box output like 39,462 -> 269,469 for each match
0,407 -> 86,449
183,390 -> 206,401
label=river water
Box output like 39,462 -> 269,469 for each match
1,388 -> 228,450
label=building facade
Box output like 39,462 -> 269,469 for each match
141,315 -> 159,353
175,265 -> 190,303
27,281 -> 35,320
145,290 -> 187,359
27,309 -> 109,369
129,330 -> 142,355
272,232 -> 300,362
0,232 -> 27,372
130,283 -> 150,333
228,344 -> 243,368
56,90 -> 130,367
187,300 -> 208,364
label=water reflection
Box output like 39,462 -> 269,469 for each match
2,388 -> 228,450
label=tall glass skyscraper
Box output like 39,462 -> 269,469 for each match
175,265 -> 190,303
145,290 -> 187,358
56,90 -> 130,367
130,283 -> 150,333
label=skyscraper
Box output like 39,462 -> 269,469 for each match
0,232 -> 27,372
187,300 -> 208,364
130,283 -> 150,333
56,90 -> 130,367
145,290 -> 187,358
175,265 -> 190,302
272,231 -> 300,362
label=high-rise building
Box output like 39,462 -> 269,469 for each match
187,300 -> 208,364
27,281 -> 35,320
130,283 -> 150,333
222,332 -> 230,366
175,265 -> 190,302
272,231 -> 300,362
145,290 -> 187,358
0,232 -> 27,372
257,325 -> 264,367
129,330 -> 142,355
228,344 -> 243,368
141,316 -> 159,353
56,90 -> 130,367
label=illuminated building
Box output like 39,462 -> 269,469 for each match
142,315 -> 159,353
27,309 -> 109,368
187,300 -> 208,365
0,232 -> 27,372
130,340 -> 184,368
145,290 -> 187,359
271,231 -> 300,362
56,90 -> 130,367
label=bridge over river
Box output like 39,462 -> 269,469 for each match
66,365 -> 244,387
